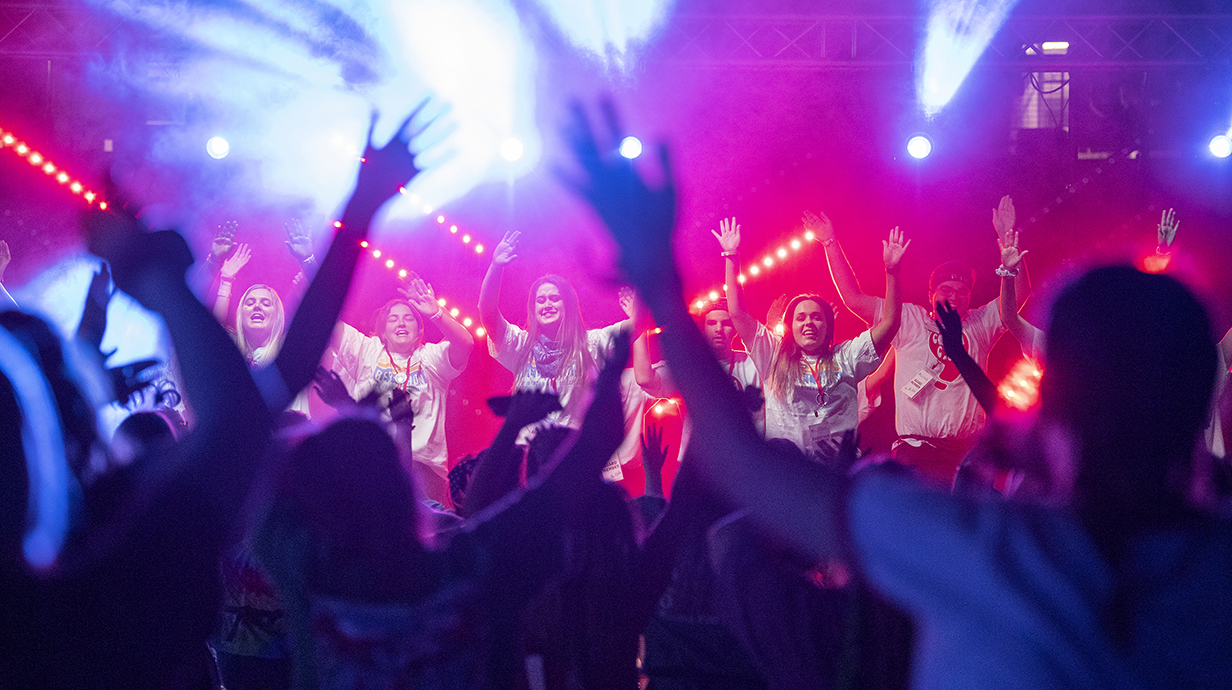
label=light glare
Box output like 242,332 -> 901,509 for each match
907,134 -> 933,159
1209,134 -> 1232,159
619,136 -> 643,159
206,136 -> 230,159
500,137 -> 524,161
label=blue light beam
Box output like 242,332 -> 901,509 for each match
917,0 -> 1020,118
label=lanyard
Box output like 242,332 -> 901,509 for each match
384,346 -> 410,392
802,356 -> 827,414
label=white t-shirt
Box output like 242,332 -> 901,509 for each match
488,321 -> 623,430
641,351 -> 764,459
748,322 -> 881,456
332,323 -> 463,475
849,464 -> 1232,690
875,298 -> 1005,441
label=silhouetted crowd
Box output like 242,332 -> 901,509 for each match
2,101 -> 1231,690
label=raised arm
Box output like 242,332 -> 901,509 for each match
268,102 -> 435,410
868,227 -> 908,356
479,230 -> 518,338
935,300 -> 998,415
463,390 -> 561,517
713,217 -> 758,343
996,229 -> 1040,355
992,195 -> 1030,309
632,329 -> 665,391
283,218 -> 317,303
561,102 -> 847,563
809,211 -> 878,324
212,242 -> 250,323
401,274 -> 473,371
0,239 -> 16,311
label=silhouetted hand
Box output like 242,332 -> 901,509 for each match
284,219 -> 313,263
934,300 -> 965,361
78,261 -> 113,351
313,366 -> 354,409
0,239 -> 11,282
83,205 -> 194,309
738,385 -> 765,413
351,100 -> 435,208
505,390 -> 563,428
641,420 -> 670,478
558,101 -> 676,283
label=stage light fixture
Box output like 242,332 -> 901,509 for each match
206,136 -> 230,160
619,136 -> 642,159
1209,134 -> 1232,159
907,134 -> 933,159
500,137 -> 524,161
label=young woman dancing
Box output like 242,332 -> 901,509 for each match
716,217 -> 906,460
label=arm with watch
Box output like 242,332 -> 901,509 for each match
992,195 -> 1031,310
996,227 -> 1041,357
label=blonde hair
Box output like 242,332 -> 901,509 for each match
768,295 -> 835,402
234,284 -> 286,365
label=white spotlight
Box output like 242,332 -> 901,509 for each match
500,138 -> 524,161
206,136 -> 230,160
619,136 -> 642,159
906,134 -> 933,159
1209,134 -> 1232,159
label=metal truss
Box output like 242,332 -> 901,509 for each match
0,2 -> 126,58
647,14 -> 1232,70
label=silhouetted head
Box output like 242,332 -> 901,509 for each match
1041,266 -> 1216,517
111,411 -> 175,467
527,425 -> 573,477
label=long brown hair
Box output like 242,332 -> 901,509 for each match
768,294 -> 836,402
518,274 -> 594,384
371,299 -> 424,353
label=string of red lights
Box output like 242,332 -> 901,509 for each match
0,126 -> 105,209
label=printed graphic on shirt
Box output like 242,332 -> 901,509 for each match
927,331 -> 970,391
372,351 -> 428,397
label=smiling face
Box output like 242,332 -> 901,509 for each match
790,299 -> 830,355
930,280 -> 972,317
240,287 -> 277,346
702,309 -> 736,357
381,303 -> 421,355
534,282 -> 564,331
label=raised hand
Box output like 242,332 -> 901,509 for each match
0,239 -> 10,283
619,285 -> 637,319
1157,208 -> 1179,249
351,99 -> 435,207
801,210 -> 835,243
399,274 -> 441,316
313,366 -> 354,408
992,195 -> 1016,243
83,206 -> 195,308
933,300 -> 965,361
641,419 -> 670,477
558,101 -> 676,282
219,242 -> 252,280
882,226 -> 911,272
711,217 -> 741,254
211,221 -> 237,260
492,230 -> 520,267
997,229 -> 1028,271
284,218 -> 313,263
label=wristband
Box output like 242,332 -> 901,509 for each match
995,265 -> 1018,278
1155,246 -> 1172,256
720,251 -> 739,258
822,237 -> 837,248
429,308 -> 444,321
300,255 -> 317,266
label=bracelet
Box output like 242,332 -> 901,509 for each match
995,265 -> 1018,278
429,308 -> 444,321
300,255 -> 317,266
720,251 -> 739,258
1155,246 -> 1172,256
822,237 -> 837,248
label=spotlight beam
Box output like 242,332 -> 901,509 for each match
918,0 -> 1020,117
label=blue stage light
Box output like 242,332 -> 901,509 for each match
206,136 -> 230,159
1209,134 -> 1232,159
907,134 -> 933,159
619,136 -> 643,159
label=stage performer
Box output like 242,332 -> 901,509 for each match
717,217 -> 907,461
479,229 -> 634,435
813,198 -> 1029,484
326,275 -> 473,503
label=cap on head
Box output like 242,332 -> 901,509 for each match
930,260 -> 976,292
